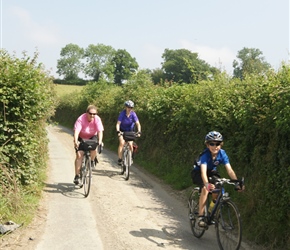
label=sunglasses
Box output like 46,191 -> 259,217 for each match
88,112 -> 97,116
209,142 -> 221,147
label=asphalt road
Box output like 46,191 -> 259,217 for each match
1,125 -> 254,250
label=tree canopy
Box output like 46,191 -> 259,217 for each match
233,47 -> 271,79
161,48 -> 219,84
56,43 -> 84,81
83,44 -> 116,81
111,49 -> 139,85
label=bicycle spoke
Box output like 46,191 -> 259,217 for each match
216,200 -> 242,250
124,149 -> 130,180
188,188 -> 205,238
83,157 -> 92,197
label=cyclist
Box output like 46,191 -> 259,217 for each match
191,131 -> 244,227
73,105 -> 104,185
116,100 -> 141,165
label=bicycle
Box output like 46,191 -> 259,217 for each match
188,177 -> 244,250
119,131 -> 140,181
78,139 -> 102,197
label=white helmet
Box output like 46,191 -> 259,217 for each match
124,100 -> 134,108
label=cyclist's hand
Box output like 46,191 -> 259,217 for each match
117,131 -> 121,137
74,141 -> 79,149
235,178 -> 245,192
98,142 -> 103,154
137,131 -> 141,137
205,183 -> 214,192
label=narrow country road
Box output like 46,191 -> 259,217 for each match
1,125 -> 253,250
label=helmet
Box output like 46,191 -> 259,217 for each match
205,131 -> 223,142
124,100 -> 134,108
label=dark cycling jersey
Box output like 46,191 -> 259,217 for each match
118,110 -> 139,132
194,148 -> 229,171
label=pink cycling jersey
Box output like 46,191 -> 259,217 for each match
74,113 -> 104,139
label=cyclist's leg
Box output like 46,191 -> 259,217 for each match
128,141 -> 134,152
118,136 -> 125,164
75,150 -> 84,174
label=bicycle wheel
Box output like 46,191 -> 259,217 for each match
216,200 -> 242,250
82,156 -> 92,197
188,188 -> 205,238
124,149 -> 131,181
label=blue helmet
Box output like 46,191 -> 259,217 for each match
124,100 -> 134,108
205,131 -> 223,142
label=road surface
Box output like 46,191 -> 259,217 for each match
1,125 -> 253,250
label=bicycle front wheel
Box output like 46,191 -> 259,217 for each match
82,157 -> 92,197
124,149 -> 131,181
188,188 -> 205,238
216,200 -> 242,250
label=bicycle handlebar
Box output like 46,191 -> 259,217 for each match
212,177 -> 245,191
118,131 -> 141,136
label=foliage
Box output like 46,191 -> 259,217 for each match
111,49 -> 139,85
0,50 -> 56,222
161,48 -> 219,84
55,64 -> 290,249
83,44 -> 116,81
233,47 -> 271,80
56,43 -> 84,80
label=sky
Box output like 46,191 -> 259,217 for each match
0,0 -> 289,78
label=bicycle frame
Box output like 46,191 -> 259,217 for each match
188,178 -> 242,249
121,141 -> 132,180
119,131 -> 139,181
205,187 -> 229,225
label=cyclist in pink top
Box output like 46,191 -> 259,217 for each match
73,105 -> 104,185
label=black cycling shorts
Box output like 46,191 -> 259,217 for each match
191,169 -> 220,187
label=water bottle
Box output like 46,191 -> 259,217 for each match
208,200 -> 215,213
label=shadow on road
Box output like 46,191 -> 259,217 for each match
130,227 -> 186,249
43,182 -> 86,199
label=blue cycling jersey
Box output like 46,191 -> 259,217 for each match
194,148 -> 229,171
118,110 -> 139,132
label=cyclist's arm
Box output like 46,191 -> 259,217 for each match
135,121 -> 141,133
225,163 -> 238,180
73,130 -> 80,148
97,131 -> 103,145
116,121 -> 121,132
200,164 -> 209,185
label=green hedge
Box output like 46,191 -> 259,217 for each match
54,68 -> 290,249
0,50 -> 56,221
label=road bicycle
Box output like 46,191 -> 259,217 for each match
119,131 -> 140,181
79,139 -> 102,197
188,177 -> 244,250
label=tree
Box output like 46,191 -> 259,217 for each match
161,48 -> 218,84
56,43 -> 84,80
83,44 -> 116,82
150,68 -> 165,85
111,49 -> 139,85
233,47 -> 271,79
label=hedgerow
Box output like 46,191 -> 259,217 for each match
55,67 -> 290,249
0,50 -> 56,221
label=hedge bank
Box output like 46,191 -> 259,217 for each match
54,68 -> 290,249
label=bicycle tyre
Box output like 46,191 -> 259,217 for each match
124,149 -> 131,181
188,188 -> 205,238
216,199 -> 242,250
120,148 -> 126,175
83,156 -> 92,197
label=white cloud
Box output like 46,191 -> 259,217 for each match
10,6 -> 63,46
179,40 -> 236,73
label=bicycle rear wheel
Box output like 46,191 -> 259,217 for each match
188,188 -> 205,238
216,200 -> 242,250
82,156 -> 92,197
124,149 -> 131,181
